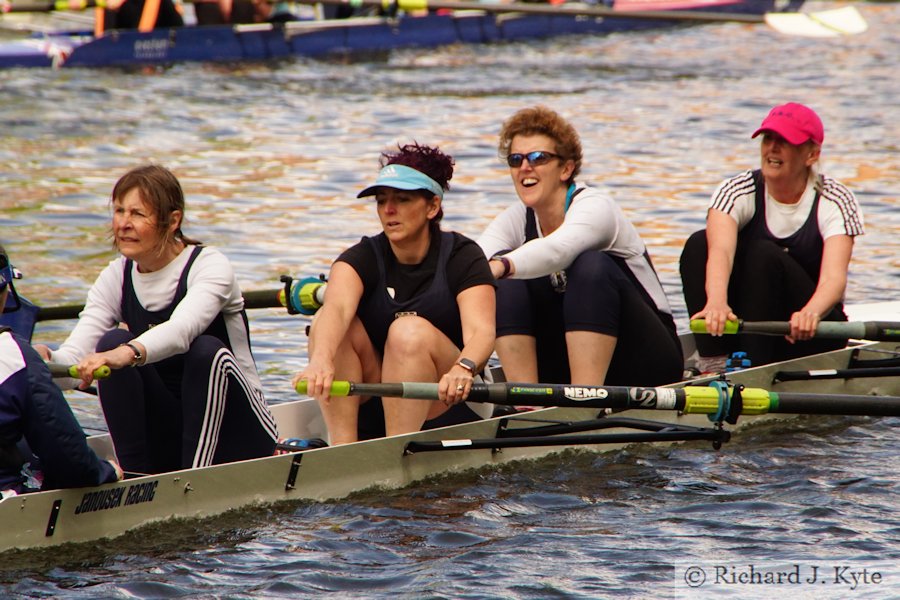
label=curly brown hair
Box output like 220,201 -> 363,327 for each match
380,142 -> 455,225
498,106 -> 582,184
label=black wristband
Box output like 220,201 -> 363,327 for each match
493,255 -> 512,279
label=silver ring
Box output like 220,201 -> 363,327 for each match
456,384 -> 464,391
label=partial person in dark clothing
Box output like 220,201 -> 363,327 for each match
103,0 -> 184,30
293,143 -> 496,445
193,0 -> 273,24
1,244 -> 121,498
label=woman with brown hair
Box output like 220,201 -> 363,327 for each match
478,106 -> 683,386
35,164 -> 278,474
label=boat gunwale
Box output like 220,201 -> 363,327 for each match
2,339 -> 898,553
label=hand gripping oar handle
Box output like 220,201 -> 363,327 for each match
47,363 -> 111,379
295,380 -> 900,418
690,319 -> 900,342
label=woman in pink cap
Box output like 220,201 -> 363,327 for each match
680,102 -> 864,371
293,143 -> 496,445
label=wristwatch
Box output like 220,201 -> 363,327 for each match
456,358 -> 477,375
121,342 -> 143,367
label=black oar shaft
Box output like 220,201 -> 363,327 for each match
242,289 -> 286,310
774,367 -> 900,382
306,381 -> 900,418
35,303 -> 86,322
345,381 -> 688,411
771,392 -> 900,417
36,288 -> 285,322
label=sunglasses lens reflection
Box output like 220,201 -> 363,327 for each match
507,151 -> 557,168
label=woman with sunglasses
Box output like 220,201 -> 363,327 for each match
34,165 -> 278,475
292,143 -> 496,445
680,103 -> 863,372
1,244 -> 123,497
478,106 -> 682,386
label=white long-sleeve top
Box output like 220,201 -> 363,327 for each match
477,182 -> 673,315
48,245 -> 263,394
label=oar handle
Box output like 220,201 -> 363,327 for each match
689,319 -> 741,335
296,380 -> 352,397
47,363 -> 111,379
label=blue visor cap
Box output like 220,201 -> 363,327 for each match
357,164 -> 444,200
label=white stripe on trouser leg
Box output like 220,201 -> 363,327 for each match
191,348 -> 278,468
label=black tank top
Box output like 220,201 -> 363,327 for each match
738,169 -> 824,281
356,232 -> 463,354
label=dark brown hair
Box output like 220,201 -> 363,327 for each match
110,164 -> 201,253
380,142 -> 454,225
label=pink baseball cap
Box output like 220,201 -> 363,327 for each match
751,103 -> 824,145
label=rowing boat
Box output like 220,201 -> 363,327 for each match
2,328 -> 898,553
0,0 -> 795,69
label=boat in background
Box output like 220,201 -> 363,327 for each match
0,0 -> 794,69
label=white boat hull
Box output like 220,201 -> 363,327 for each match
2,341 -> 898,553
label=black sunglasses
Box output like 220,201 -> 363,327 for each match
506,151 -> 560,168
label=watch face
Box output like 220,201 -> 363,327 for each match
458,358 -> 477,373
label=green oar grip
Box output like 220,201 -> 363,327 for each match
48,363 -> 112,379
69,365 -> 112,379
295,380 -> 351,396
689,319 -> 740,335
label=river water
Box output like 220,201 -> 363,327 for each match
1,2 -> 898,597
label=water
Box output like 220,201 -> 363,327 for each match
1,2 -> 899,596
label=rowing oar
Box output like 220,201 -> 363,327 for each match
34,277 -> 326,322
290,0 -> 866,37
295,380 -> 900,418
47,363 -> 111,379
689,319 -> 900,342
